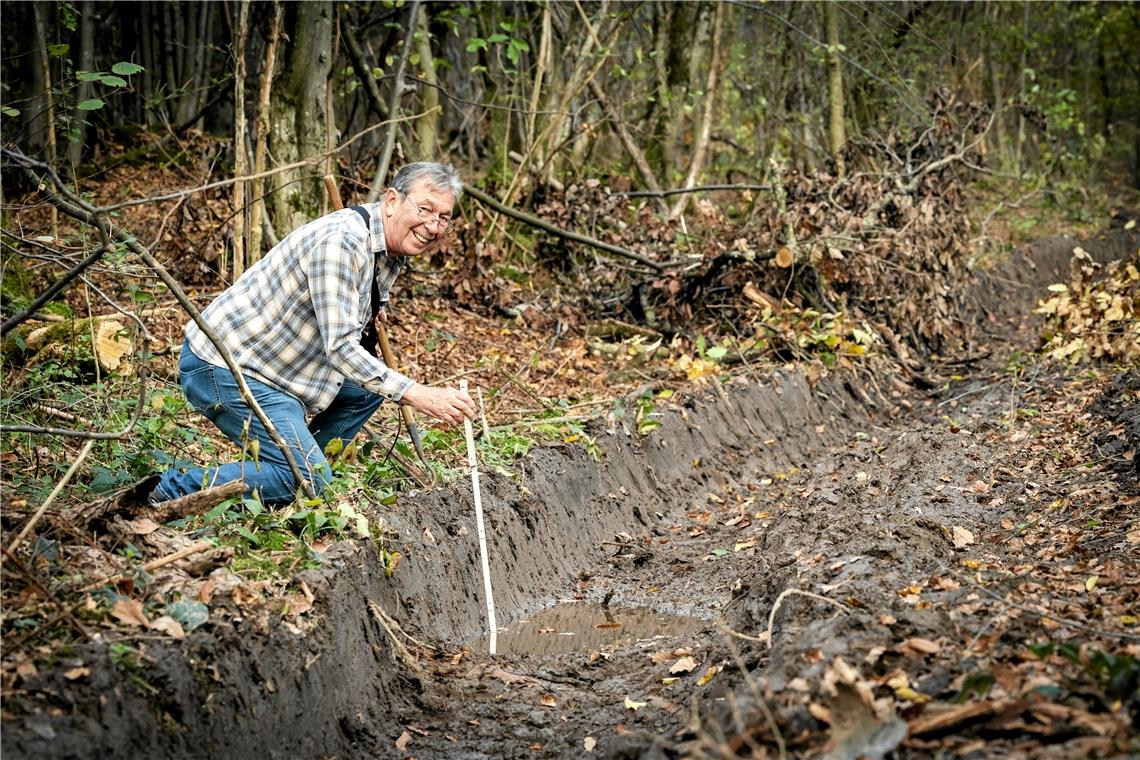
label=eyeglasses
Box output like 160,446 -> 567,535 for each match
401,196 -> 454,231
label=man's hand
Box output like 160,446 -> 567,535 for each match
401,383 -> 476,427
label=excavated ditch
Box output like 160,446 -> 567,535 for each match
2,227 -> 1136,759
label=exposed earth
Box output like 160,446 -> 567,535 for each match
2,227 -> 1138,760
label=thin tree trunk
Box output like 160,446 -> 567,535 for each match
669,0 -> 725,220
824,0 -> 846,179
415,3 -> 440,158
267,0 -> 334,230
192,1 -> 215,129
523,2 -> 550,163
32,3 -> 58,235
367,1 -> 420,201
70,0 -> 95,170
588,79 -> 668,214
249,0 -> 283,264
985,3 -> 1007,167
1015,1 -> 1029,176
162,2 -> 178,123
232,0 -> 250,282
139,2 -> 155,127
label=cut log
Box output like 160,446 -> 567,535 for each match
2,316 -> 134,375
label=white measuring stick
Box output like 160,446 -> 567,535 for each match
461,379 -> 497,655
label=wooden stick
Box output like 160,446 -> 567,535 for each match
80,539 -> 214,592
461,379 -> 497,655
6,439 -> 95,556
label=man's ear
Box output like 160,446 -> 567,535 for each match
384,189 -> 398,215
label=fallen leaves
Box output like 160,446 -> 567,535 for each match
111,598 -> 149,628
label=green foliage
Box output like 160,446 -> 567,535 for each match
1029,640 -> 1140,705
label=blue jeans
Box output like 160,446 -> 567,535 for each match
153,342 -> 384,505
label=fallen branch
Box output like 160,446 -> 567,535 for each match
617,184 -> 773,199
79,539 -> 214,592
462,184 -> 671,271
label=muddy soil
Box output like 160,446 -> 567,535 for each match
2,229 -> 1137,759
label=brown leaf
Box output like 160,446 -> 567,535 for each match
63,666 -> 90,680
539,694 -> 557,708
150,615 -> 186,639
395,731 -> 412,751
669,656 -> 699,674
125,518 -> 161,535
951,526 -> 975,548
111,598 -> 150,628
900,637 -> 940,656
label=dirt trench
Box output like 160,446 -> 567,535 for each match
2,229 -> 1136,759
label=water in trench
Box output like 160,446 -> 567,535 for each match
474,602 -> 705,656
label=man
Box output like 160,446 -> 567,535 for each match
149,162 -> 476,505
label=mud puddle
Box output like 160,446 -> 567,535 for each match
474,603 -> 706,656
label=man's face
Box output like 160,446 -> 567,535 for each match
382,179 -> 455,256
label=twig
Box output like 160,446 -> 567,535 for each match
617,184 -> 773,199
718,621 -> 787,760
971,580 -> 1140,643
6,439 -> 95,556
368,600 -> 427,671
79,539 -> 214,592
491,361 -> 559,413
766,589 -> 849,648
367,0 -> 421,202
463,184 -> 672,271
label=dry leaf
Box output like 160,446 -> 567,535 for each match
670,656 -> 699,674
63,666 -> 90,680
900,637 -> 940,656
126,518 -> 161,535
583,736 -> 596,752
951,526 -> 975,548
539,694 -> 557,708
149,615 -> 186,639
697,664 -> 721,686
624,696 -> 647,711
395,731 -> 412,751
111,598 -> 150,628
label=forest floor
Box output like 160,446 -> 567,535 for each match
1,175 -> 1138,759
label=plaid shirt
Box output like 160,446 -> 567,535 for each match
186,204 -> 410,415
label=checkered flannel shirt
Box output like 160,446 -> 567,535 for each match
185,203 -> 410,415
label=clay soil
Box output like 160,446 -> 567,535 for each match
2,229 -> 1138,759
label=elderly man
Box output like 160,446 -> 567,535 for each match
148,162 -> 475,505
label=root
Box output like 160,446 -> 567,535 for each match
368,600 -> 435,672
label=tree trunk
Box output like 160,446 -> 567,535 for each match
669,0 -> 725,220
232,0 -> 250,281
414,3 -> 440,158
824,0 -> 846,179
267,0 -> 333,232
70,0 -> 95,170
249,0 -> 283,264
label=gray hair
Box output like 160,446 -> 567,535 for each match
391,162 -> 463,203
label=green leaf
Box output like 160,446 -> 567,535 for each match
1,106 -> 18,117
76,71 -> 104,82
98,75 -> 128,87
111,62 -> 144,76
76,98 -> 105,111
706,346 -> 728,360
466,37 -> 487,52
165,600 -> 209,631
47,43 -> 70,58
710,548 -> 729,557
487,33 -> 509,43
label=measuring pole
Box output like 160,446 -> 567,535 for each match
461,379 -> 497,654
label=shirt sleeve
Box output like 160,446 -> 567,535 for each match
307,233 -> 414,401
